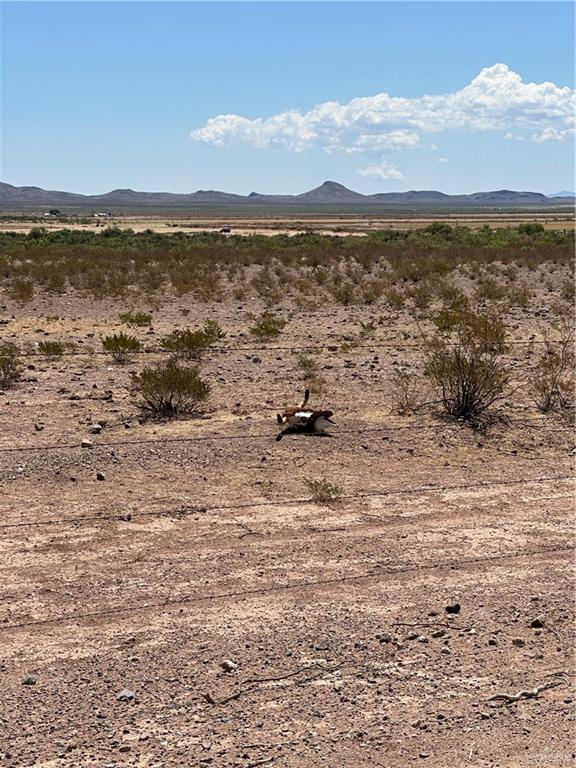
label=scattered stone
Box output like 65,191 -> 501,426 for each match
445,602 -> 461,615
488,638 -> 498,646
91,423 -> 103,434
432,629 -> 446,638
81,438 -> 93,448
119,745 -> 131,753
419,752 -> 430,758
34,423 -> 44,432
377,632 -> 393,644
512,638 -> 525,648
530,618 -> 544,628
21,674 -> 37,686
116,688 -> 135,702
220,659 -> 238,672
96,471 -> 106,481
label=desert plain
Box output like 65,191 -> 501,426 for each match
0,218 -> 574,768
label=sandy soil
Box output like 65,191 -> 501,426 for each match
0,289 -> 574,767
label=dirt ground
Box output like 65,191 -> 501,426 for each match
0,283 -> 574,767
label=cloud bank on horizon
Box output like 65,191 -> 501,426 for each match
191,64 -> 575,181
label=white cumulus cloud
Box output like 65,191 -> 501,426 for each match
358,162 -> 404,180
191,64 -> 575,158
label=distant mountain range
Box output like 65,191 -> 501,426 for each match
1,180 -> 574,208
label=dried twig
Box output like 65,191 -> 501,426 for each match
486,679 -> 563,705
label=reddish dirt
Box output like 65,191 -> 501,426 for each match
0,291 -> 574,767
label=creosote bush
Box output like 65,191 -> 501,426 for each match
131,359 -> 209,418
102,332 -> 141,363
249,311 -> 286,341
424,308 -> 510,423
38,340 -> 72,358
305,478 -> 343,504
0,342 -> 22,388
119,311 -> 153,327
161,320 -> 226,359
531,317 -> 575,413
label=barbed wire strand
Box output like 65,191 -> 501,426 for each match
1,543 -> 572,632
0,473 -> 571,532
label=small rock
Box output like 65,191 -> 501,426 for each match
91,423 -> 103,434
530,618 -> 544,628
119,745 -> 131,753
81,438 -> 93,449
419,752 -> 430,759
96,471 -> 106,481
34,423 -> 44,432
445,602 -> 461,615
377,632 -> 393,644
116,688 -> 135,702
432,629 -> 446,638
488,638 -> 498,646
220,659 -> 237,673
512,638 -> 525,648
21,674 -> 37,686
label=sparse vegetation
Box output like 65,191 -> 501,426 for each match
131,359 -> 210,418
249,311 -> 286,341
102,332 -> 142,363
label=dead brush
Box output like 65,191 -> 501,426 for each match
389,368 -> 429,415
0,342 -> 22,388
530,317 -> 575,413
131,359 -> 210,418
305,478 -> 343,504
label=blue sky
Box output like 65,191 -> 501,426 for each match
1,1 -> 574,194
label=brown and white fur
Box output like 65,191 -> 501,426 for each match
276,390 -> 336,441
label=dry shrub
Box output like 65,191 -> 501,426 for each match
475,277 -> 506,302
389,368 -> 429,415
508,282 -> 533,308
424,308 -> 510,423
161,320 -> 225,360
11,278 -> 34,304
249,311 -> 286,341
531,317 -> 575,413
305,478 -> 342,503
38,340 -> 71,358
131,359 -> 209,418
102,332 -> 141,363
0,342 -> 22,388
385,286 -> 405,309
294,352 -> 326,394
119,311 -> 153,327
